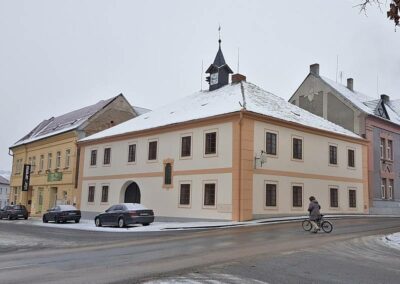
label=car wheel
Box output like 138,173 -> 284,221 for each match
55,217 -> 60,224
24,216 -> 28,220
43,216 -> 48,223
118,217 -> 125,228
7,214 -> 12,220
95,218 -> 102,227
75,219 -> 80,224
142,223 -> 150,226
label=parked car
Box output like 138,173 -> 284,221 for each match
95,203 -> 154,228
42,205 -> 81,223
0,205 -> 29,220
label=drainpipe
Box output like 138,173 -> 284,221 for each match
238,110 -> 243,221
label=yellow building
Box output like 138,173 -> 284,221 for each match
9,94 -> 148,216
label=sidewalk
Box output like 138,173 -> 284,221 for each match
14,214 -> 400,233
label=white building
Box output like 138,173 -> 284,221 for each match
77,43 -> 369,221
0,175 -> 10,209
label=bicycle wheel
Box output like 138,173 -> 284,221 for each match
302,220 -> 312,231
321,220 -> 333,233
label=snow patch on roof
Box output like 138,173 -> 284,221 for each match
81,82 -> 360,143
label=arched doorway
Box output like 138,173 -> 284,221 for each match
124,182 -> 141,203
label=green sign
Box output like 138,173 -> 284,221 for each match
47,172 -> 63,182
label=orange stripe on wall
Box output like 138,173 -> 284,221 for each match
254,168 -> 363,183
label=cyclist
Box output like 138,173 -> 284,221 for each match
308,196 -> 321,233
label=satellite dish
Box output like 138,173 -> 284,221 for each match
260,151 -> 267,165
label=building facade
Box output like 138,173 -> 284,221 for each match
0,176 -> 10,209
77,45 -> 368,221
290,64 -> 400,214
9,94 -> 147,216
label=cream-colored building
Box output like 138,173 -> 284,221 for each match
9,94 -> 148,215
78,50 -> 368,221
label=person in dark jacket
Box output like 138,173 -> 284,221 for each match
308,196 -> 321,233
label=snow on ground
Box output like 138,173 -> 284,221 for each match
142,273 -> 267,284
382,232 -> 400,250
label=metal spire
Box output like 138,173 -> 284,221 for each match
218,25 -> 221,47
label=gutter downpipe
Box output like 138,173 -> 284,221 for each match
238,110 -> 243,221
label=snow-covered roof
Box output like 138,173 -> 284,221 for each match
80,81 -> 361,143
319,76 -> 400,125
0,175 -> 9,185
12,95 -> 149,148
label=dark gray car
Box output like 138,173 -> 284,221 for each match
0,205 -> 28,220
42,205 -> 81,223
95,203 -> 154,228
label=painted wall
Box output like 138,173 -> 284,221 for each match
291,75 -> 363,135
80,121 -> 234,220
252,120 -> 365,215
0,183 -> 10,208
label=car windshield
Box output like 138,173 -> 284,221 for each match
14,205 -> 25,210
58,205 -> 77,211
123,203 -> 148,210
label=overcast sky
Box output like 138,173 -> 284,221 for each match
1,0 -> 399,171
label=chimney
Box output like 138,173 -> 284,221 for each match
310,63 -> 319,76
347,78 -> 354,91
232,73 -> 246,84
381,94 -> 390,103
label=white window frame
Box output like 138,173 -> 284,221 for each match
328,143 -> 338,166
178,181 -> 192,208
180,133 -> 193,160
103,146 -> 112,166
203,129 -> 218,158
56,151 -> 61,169
264,180 -> 278,209
265,129 -> 279,158
388,179 -> 394,200
65,149 -> 71,168
381,178 -> 387,199
147,138 -> 159,162
202,181 -> 217,209
291,135 -> 304,162
127,141 -> 138,164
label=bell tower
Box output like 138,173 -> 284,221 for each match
205,28 -> 233,91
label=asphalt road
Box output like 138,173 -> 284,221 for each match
0,217 -> 399,284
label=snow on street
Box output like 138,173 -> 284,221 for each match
383,232 -> 400,249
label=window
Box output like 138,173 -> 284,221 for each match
31,156 -> 36,173
47,153 -> 52,170
103,148 -> 111,165
28,157 -> 33,173
348,149 -> 355,168
88,186 -> 95,203
56,151 -> 61,168
381,178 -> 387,199
101,185 -> 109,203
204,183 -> 216,206
329,145 -> 337,165
148,141 -> 157,160
388,179 -> 394,200
128,144 -> 136,163
164,163 -> 172,185
349,189 -> 357,208
65,149 -> 71,168
292,138 -> 303,160
387,140 -> 393,160
179,184 -> 191,206
292,185 -> 302,207
40,155 -> 44,171
181,136 -> 192,157
266,132 -> 277,155
380,138 -> 385,159
330,188 -> 338,208
205,132 -> 217,155
90,150 -> 97,166
265,183 -> 277,207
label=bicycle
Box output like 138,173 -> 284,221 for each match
302,215 -> 333,233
